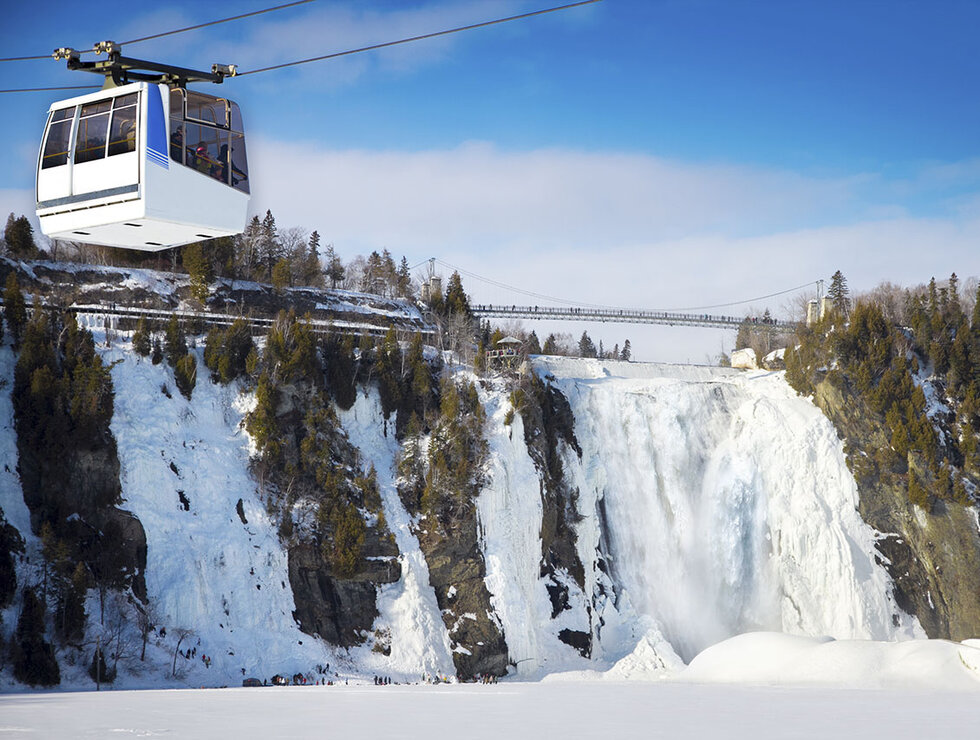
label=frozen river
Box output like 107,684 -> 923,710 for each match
1,680 -> 977,740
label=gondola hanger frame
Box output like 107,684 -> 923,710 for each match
54,42 -> 236,90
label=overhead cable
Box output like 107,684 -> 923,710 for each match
118,0 -> 316,46
0,84 -> 101,94
432,258 -> 816,313
239,0 -> 603,76
0,0 -> 316,63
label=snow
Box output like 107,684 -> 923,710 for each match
338,391 -> 457,681
531,357 -> 921,666
682,632 -> 980,690
3,332 -> 977,721
102,337 -> 336,687
2,672 -> 980,740
477,382 -> 572,676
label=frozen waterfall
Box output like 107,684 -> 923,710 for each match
480,358 -> 922,672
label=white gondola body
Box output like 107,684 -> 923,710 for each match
35,82 -> 249,251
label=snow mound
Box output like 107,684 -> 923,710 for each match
605,629 -> 686,680
682,632 -> 980,690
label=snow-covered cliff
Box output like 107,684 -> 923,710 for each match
0,335 -> 928,689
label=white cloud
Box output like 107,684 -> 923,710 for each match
203,1 -> 526,91
249,137 -> 871,250
5,127 -> 978,364
247,135 -> 980,361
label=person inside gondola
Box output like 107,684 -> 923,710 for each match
170,125 -> 184,162
223,144 -> 248,186
214,143 -> 230,183
193,142 -> 209,172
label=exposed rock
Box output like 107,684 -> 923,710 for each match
516,374 -> 589,649
417,514 -> 509,678
256,381 -> 401,648
814,377 -> 980,639
0,257 -> 429,337
558,628 -> 591,658
15,408 -> 147,602
288,535 -> 400,647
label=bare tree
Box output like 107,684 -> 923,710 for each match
171,627 -> 195,678
132,600 -> 159,662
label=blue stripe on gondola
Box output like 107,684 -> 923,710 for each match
147,149 -> 169,168
146,84 -> 169,170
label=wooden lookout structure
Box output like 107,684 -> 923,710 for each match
486,336 -> 523,370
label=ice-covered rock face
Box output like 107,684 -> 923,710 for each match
540,358 -> 922,664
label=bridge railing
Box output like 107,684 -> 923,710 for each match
471,304 -> 796,332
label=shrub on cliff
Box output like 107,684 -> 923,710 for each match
3,273 -> 27,348
203,319 -> 253,384
164,314 -> 187,368
132,316 -> 151,358
0,512 -> 24,608
175,354 -> 197,400
10,587 -> 60,687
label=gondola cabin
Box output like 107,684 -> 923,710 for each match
35,82 -> 249,250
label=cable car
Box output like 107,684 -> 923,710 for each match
36,72 -> 249,251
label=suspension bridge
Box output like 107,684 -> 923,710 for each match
421,258 -> 816,334
470,304 -> 795,333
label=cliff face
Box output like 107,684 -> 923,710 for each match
814,378 -> 980,640
4,330 -> 979,690
259,382 -> 401,649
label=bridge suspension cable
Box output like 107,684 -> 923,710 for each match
429,257 -> 817,314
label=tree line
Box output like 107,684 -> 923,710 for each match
1,210 -> 415,303
785,270 -> 980,511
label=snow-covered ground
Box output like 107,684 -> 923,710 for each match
2,663 -> 979,740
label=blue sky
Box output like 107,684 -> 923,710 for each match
2,0 -> 979,361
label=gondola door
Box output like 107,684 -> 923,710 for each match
71,92 -> 140,202
36,107 -> 75,205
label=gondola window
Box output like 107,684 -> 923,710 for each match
107,94 -> 138,157
41,108 -> 73,170
75,99 -> 112,164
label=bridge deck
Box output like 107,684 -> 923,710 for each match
472,305 -> 795,333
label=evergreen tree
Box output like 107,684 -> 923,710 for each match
2,212 -> 13,249
444,272 -> 472,319
132,316 -> 151,357
174,354 -> 197,400
11,587 -> 60,686
620,339 -> 632,362
525,331 -> 541,355
57,562 -> 88,644
272,257 -> 291,293
947,273 -> 964,328
375,327 -> 402,420
163,314 -> 186,367
397,256 -> 413,298
827,270 -> 850,317
151,337 -> 164,365
88,646 -> 115,685
324,243 -> 345,288
2,214 -> 38,258
258,210 -> 280,281
247,371 -> 281,463
203,319 -> 254,384
542,334 -> 561,355
0,510 -> 24,609
578,331 -> 597,358
302,231 -> 325,288
182,242 -> 213,303
3,273 -> 27,348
